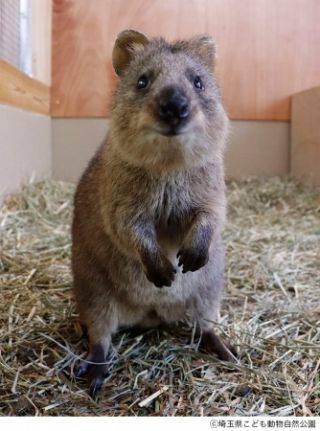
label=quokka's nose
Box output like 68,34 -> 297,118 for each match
158,87 -> 190,123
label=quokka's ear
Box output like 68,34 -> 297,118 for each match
174,34 -> 216,70
112,29 -> 149,76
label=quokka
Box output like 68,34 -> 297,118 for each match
72,30 -> 236,397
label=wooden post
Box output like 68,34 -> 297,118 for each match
291,87 -> 320,187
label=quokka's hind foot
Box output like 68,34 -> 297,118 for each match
75,343 -> 108,399
200,329 -> 238,363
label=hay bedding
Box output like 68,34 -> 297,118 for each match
0,177 -> 319,416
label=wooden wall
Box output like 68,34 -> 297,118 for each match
51,0 -> 320,120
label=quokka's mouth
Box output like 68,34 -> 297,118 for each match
157,129 -> 185,137
149,124 -> 190,137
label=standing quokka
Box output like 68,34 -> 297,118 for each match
72,30 -> 236,397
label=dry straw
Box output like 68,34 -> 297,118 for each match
0,177 -> 319,416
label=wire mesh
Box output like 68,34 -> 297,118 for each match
0,0 -> 32,75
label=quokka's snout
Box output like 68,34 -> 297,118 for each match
156,86 -> 190,135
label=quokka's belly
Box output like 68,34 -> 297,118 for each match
122,245 -> 209,309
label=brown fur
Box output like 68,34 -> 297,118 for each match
72,30 -> 234,397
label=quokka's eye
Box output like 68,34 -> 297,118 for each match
137,75 -> 149,90
194,76 -> 204,90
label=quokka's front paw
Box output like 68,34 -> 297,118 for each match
143,252 -> 177,288
177,244 -> 209,273
177,223 -> 212,273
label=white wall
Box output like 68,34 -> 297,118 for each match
0,111 -> 290,204
52,119 -> 290,182
0,104 -> 52,203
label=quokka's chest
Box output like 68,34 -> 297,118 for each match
150,178 -> 197,237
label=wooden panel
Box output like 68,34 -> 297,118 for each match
0,60 -> 50,115
291,86 -> 320,187
51,0 -> 320,120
